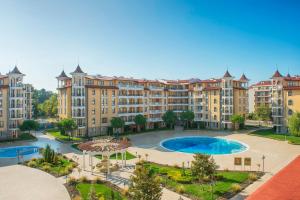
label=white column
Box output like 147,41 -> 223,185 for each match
121,151 -> 124,168
83,150 -> 86,170
91,155 -> 93,174
107,156 -> 110,175
124,150 -> 127,167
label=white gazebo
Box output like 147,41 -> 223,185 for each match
78,138 -> 130,174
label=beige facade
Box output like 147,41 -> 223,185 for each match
249,81 -> 272,113
57,67 -> 249,137
271,70 -> 300,133
0,67 -> 33,140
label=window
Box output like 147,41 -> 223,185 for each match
92,99 -> 95,105
288,91 -> 292,96
92,118 -> 95,125
102,118 -> 108,123
214,99 -> 217,104
288,109 -> 293,116
92,90 -> 95,95
0,121 -> 3,128
214,107 -> 217,112
214,115 -> 217,120
92,109 -> 95,115
288,100 -> 293,106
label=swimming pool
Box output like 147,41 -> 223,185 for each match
0,146 -> 39,158
160,136 -> 248,155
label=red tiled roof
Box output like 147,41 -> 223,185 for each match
247,156 -> 300,200
250,81 -> 272,87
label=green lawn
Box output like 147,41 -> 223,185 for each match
47,129 -> 82,142
95,151 -> 136,160
76,183 -> 126,200
144,162 -> 256,200
25,155 -> 77,177
249,129 -> 300,145
0,133 -> 36,143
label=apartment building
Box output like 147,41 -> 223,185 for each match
57,66 -> 249,137
248,81 -> 272,113
0,67 -> 34,140
271,70 -> 300,133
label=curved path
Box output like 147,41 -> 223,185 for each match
0,165 -> 70,200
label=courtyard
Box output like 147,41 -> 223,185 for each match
0,129 -> 300,200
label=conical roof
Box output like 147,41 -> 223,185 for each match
272,70 -> 283,78
57,70 -> 69,79
239,73 -> 249,81
73,65 -> 84,73
10,66 -> 23,74
223,70 -> 232,78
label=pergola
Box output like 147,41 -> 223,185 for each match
78,138 -> 130,174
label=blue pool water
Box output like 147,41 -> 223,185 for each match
0,146 -> 39,158
160,137 -> 248,155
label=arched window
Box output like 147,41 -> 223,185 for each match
288,100 -> 293,106
288,109 -> 293,116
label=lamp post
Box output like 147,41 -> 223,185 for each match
262,155 -> 266,172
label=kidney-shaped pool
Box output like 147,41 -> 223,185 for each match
160,136 -> 248,155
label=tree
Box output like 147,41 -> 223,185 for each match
162,110 -> 177,128
58,118 -> 78,140
32,89 -> 55,118
110,117 -> 125,137
230,115 -> 245,130
288,112 -> 300,136
43,144 -> 57,164
134,114 -> 147,132
129,165 -> 162,200
38,94 -> 58,118
19,120 -> 39,135
255,106 -> 271,125
180,110 -> 195,129
191,154 -> 218,182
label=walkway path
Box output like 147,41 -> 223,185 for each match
0,165 -> 70,200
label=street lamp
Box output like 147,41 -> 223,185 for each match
262,155 -> 266,172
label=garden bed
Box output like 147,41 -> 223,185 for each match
24,154 -> 78,177
46,129 -> 83,143
65,177 -> 127,200
249,129 -> 300,145
142,162 -> 263,200
0,133 -> 37,143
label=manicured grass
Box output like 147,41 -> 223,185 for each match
47,129 -> 82,142
0,133 -> 36,143
25,155 -> 77,177
76,183 -> 126,200
95,151 -> 136,160
144,162 -> 257,200
249,129 -> 300,145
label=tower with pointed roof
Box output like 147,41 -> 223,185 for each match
270,69 -> 285,133
70,65 -> 87,136
221,70 -> 234,129
0,66 -> 34,139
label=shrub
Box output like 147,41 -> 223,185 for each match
248,173 -> 258,181
171,175 -> 192,184
79,176 -> 89,183
67,177 -> 78,185
158,168 -> 168,175
231,183 -> 242,193
94,177 -> 102,184
175,185 -> 185,194
27,160 -> 37,168
41,164 -> 51,172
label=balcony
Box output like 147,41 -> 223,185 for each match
149,86 -> 164,91
149,110 -> 163,114
149,102 -> 163,106
148,118 -> 163,122
118,103 -> 144,108
118,84 -> 144,90
118,112 -> 143,116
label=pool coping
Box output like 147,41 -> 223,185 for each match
159,135 -> 250,156
0,145 -> 40,158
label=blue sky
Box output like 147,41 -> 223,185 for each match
0,0 -> 299,90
